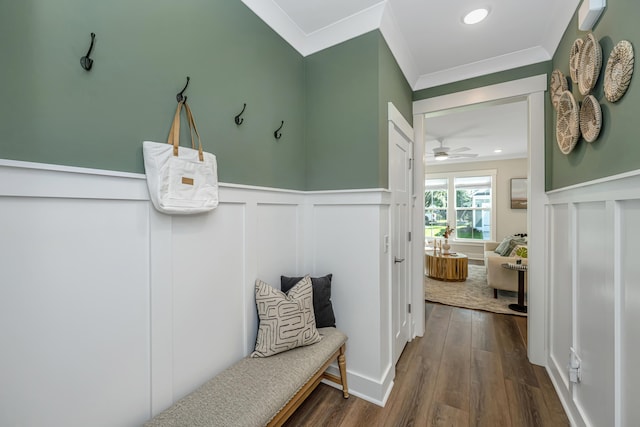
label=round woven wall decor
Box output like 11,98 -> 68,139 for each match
556,90 -> 580,154
578,33 -> 602,95
570,38 -> 583,83
550,69 -> 568,111
604,40 -> 634,102
579,95 -> 602,143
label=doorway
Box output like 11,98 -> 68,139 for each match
412,75 -> 548,365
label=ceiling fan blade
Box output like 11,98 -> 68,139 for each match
450,153 -> 478,158
450,146 -> 471,153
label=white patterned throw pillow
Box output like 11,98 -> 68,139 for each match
251,276 -> 321,357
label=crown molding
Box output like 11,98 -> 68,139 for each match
241,0 -> 385,57
379,3 -> 420,88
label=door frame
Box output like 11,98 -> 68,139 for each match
388,103 -> 413,365
388,103 -> 415,353
412,75 -> 548,364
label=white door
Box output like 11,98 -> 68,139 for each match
389,117 -> 412,366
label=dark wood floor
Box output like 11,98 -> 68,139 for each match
284,302 -> 569,427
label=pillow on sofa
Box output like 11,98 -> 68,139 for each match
495,236 -> 527,256
252,276 -> 321,358
494,237 -> 514,256
281,274 -> 336,328
509,245 -> 528,258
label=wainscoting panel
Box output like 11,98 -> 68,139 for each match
574,202 -> 614,427
0,196 -> 152,426
546,171 -> 640,427
620,200 -> 640,427
308,190 -> 393,404
548,203 -> 571,391
0,160 -> 395,425
170,204 -> 247,401
255,203 -> 302,286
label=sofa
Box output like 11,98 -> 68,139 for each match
484,240 -> 528,298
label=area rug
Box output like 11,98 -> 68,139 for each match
424,264 -> 526,316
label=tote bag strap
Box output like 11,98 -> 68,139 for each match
167,101 -> 184,157
183,101 -> 204,162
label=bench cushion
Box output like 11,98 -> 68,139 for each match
145,327 -> 347,427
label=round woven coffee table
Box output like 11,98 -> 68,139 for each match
425,252 -> 468,282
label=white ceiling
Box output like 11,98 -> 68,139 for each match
241,0 -> 579,90
424,99 -> 529,165
240,0 -> 579,164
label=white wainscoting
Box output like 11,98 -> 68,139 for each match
0,160 -> 392,426
546,171 -> 640,427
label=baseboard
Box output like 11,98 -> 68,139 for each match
546,359 -> 583,426
322,364 -> 394,407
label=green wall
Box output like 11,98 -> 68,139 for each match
0,0 -> 307,189
305,31 -> 412,190
549,1 -> 640,189
305,32 -> 379,191
378,35 -> 414,189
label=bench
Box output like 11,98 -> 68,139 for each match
145,327 -> 349,427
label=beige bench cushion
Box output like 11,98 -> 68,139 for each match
145,327 -> 347,427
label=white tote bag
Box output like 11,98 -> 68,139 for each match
143,101 -> 219,214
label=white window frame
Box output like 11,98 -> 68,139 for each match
425,169 -> 497,243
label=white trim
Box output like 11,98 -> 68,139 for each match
547,169 -> 640,196
240,0 -> 385,57
379,3 -> 419,90
414,74 -> 547,114
387,102 -> 413,139
414,74 -> 548,367
613,201 -> 622,427
0,158 -> 145,179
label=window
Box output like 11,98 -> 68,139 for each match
425,178 -> 448,238
454,176 -> 492,240
425,170 -> 496,242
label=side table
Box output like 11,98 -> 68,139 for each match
425,252 -> 468,282
501,262 -> 528,313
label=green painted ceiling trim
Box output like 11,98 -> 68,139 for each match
413,61 -> 552,101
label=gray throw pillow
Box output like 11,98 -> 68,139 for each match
281,274 -> 336,328
252,277 -> 321,358
494,237 -> 513,255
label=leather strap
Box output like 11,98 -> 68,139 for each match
183,101 -> 204,162
167,101 -> 184,157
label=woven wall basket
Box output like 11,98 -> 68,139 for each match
556,90 -> 580,154
604,40 -> 634,103
550,69 -> 568,111
578,33 -> 602,96
579,95 -> 602,143
570,38 -> 583,84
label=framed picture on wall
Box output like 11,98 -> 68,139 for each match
511,178 -> 527,209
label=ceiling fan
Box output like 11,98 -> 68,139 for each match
427,139 -> 479,161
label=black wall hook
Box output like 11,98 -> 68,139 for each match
274,121 -> 284,139
234,103 -> 247,125
80,32 -> 96,71
176,76 -> 190,102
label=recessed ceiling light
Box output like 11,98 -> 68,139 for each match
463,8 -> 489,25
494,149 -> 503,153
